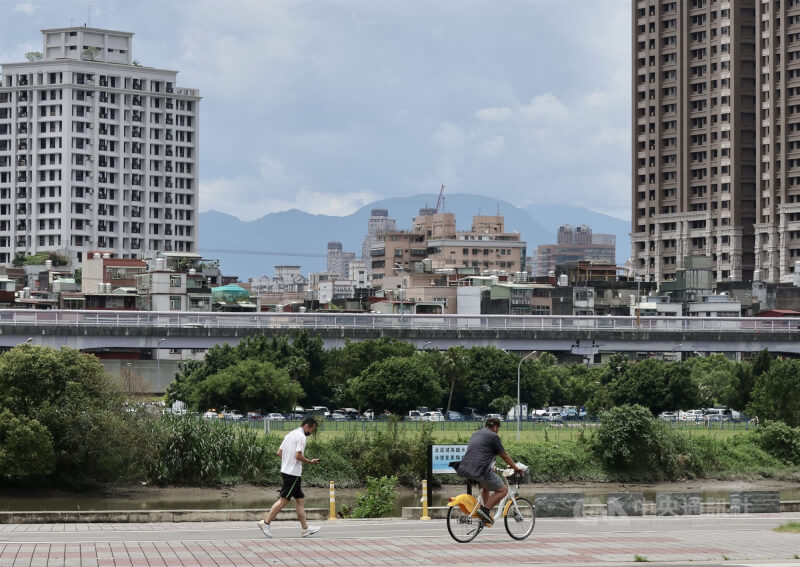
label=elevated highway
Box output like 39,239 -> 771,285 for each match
1,309 -> 798,357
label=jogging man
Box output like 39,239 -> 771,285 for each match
456,416 -> 521,524
258,417 -> 321,538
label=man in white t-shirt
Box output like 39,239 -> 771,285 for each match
257,417 -> 321,538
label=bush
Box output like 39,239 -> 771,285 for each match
591,404 -> 693,480
351,475 -> 398,518
754,421 -> 800,465
509,441 -> 603,482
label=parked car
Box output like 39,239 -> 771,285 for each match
560,406 -> 578,420
543,410 -> 562,422
462,407 -> 483,421
266,412 -> 285,421
362,409 -> 375,420
331,410 -> 349,421
202,410 -> 218,420
407,410 -> 422,421
422,411 -> 445,422
247,412 -> 263,420
227,411 -> 244,421
485,413 -> 504,421
341,408 -> 360,419
310,406 -> 330,417
703,408 -> 732,422
682,409 -> 705,421
658,411 -> 678,421
446,410 -> 464,421
531,408 -> 547,422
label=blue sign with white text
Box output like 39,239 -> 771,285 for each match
432,444 -> 468,474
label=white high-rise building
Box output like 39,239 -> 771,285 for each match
0,27 -> 200,265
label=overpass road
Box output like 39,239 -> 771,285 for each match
1,513 -> 799,566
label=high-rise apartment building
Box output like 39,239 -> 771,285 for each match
327,241 -> 356,279
754,0 -> 800,282
361,208 -> 396,275
631,1 -> 757,283
0,27 -> 200,265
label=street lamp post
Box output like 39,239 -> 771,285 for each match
156,338 -> 166,387
517,350 -> 537,441
394,263 -> 405,325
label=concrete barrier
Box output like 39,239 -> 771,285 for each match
535,493 -> 584,518
730,491 -> 781,514
0,508 -> 329,524
656,492 -> 702,516
607,492 -> 644,516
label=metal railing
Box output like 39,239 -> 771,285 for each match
0,309 -> 798,334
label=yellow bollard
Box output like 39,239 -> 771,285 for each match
420,479 -> 431,520
329,480 -> 336,521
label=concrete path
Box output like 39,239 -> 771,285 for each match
0,513 -> 798,566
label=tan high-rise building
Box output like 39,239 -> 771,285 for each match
754,1 -> 800,282
631,0 -> 757,283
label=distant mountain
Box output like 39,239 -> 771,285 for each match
198,194 -> 629,279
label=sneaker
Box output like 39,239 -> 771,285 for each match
475,507 -> 494,525
257,520 -> 273,538
301,525 -> 321,537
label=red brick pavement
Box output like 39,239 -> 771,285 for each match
0,516 -> 798,566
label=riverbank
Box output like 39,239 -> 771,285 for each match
2,479 -> 799,515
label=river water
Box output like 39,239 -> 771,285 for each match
4,480 -> 799,517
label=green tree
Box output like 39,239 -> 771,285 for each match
0,410 -> 54,479
348,356 -> 443,416
460,347 -> 517,410
747,359 -> 800,426
0,344 -> 144,486
190,359 -> 303,413
608,359 -> 669,413
489,395 -> 515,415
685,354 -> 737,407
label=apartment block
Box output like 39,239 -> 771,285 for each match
631,1 -> 757,283
0,27 -> 200,266
370,210 -> 526,287
361,208 -> 396,275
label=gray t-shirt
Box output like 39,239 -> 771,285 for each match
457,428 -> 505,479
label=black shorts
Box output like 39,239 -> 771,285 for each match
279,473 -> 305,500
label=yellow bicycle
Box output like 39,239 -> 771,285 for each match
447,464 -> 535,543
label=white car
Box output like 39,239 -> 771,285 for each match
485,413 -> 504,421
682,409 -> 705,421
202,410 -> 218,420
266,413 -> 285,421
422,411 -> 445,422
362,409 -> 375,420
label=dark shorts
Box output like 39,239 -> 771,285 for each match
279,473 -> 305,500
462,470 -> 503,492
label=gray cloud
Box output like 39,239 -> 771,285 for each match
1,0 -> 631,220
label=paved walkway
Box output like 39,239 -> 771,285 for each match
0,513 -> 798,566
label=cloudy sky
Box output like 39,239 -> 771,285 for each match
1,0 -> 631,222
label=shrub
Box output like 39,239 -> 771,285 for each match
754,421 -> 800,465
591,404 -> 693,480
351,475 -> 398,518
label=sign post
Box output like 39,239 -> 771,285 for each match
428,443 -> 469,504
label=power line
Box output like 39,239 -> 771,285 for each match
199,248 -> 327,258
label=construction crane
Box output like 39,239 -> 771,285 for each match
434,184 -> 445,213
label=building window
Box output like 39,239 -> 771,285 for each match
169,296 -> 181,310
170,275 -> 181,287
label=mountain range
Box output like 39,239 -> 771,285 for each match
198,194 -> 631,279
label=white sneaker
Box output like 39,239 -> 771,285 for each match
257,520 -> 273,538
301,525 -> 321,537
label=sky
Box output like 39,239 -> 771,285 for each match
1,0 -> 631,222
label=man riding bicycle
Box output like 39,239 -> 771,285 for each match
456,416 -> 522,524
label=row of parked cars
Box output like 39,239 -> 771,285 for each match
657,407 -> 741,422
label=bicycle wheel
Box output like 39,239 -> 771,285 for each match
504,497 -> 535,540
447,505 -> 483,543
